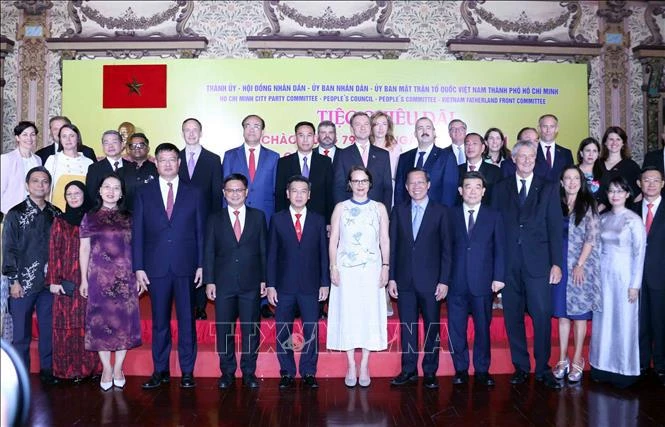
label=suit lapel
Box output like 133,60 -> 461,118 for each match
151,181 -> 170,222
400,204 -> 415,244
235,146 -> 250,177
423,147 -> 440,170
525,176 -> 542,207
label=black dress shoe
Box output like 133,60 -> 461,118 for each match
142,372 -> 170,390
260,305 -> 274,319
510,369 -> 529,385
39,369 -> 60,386
218,374 -> 235,389
656,371 -> 665,387
424,374 -> 439,389
452,370 -> 469,385
474,372 -> 496,386
537,372 -> 563,390
195,307 -> 207,320
279,375 -> 295,389
390,371 -> 418,386
180,373 -> 196,388
303,375 -> 319,389
243,373 -> 260,388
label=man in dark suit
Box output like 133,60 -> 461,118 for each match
177,118 -> 223,320
35,116 -> 97,164
123,132 -> 157,212
394,117 -> 458,207
448,171 -> 505,386
634,166 -> 665,386
316,120 -> 339,162
275,121 -> 333,223
133,143 -> 205,390
642,132 -> 664,195
443,119 -> 467,165
332,112 -> 392,209
86,130 -> 134,201
501,127 -> 539,178
535,114 -> 574,182
388,168 -> 451,389
491,140 -> 564,389
457,133 -> 501,204
205,173 -> 268,389
267,175 -> 330,389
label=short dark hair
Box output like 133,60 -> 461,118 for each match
14,121 -> 37,136
286,174 -> 311,191
49,116 -> 71,126
346,165 -> 373,191
448,119 -> 467,131
460,170 -> 487,188
154,142 -> 180,157
25,166 -> 51,184
129,132 -> 149,145
224,173 -> 248,188
101,130 -> 122,143
294,121 -> 315,134
641,165 -> 664,180
465,132 -> 486,145
182,117 -> 202,131
349,111 -> 370,126
516,127 -> 538,141
538,114 -> 559,124
406,167 -> 430,183
607,175 -> 634,199
242,115 -> 265,130
317,120 -> 336,130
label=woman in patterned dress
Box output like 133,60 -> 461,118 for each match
80,173 -> 141,390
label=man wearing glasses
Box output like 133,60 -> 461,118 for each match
124,132 -> 157,211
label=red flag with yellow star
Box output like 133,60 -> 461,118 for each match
102,64 -> 167,108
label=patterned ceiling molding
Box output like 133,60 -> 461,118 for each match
596,0 -> 632,24
642,1 -> 665,45
259,1 -> 396,38
457,0 -> 587,43
62,1 -> 198,38
13,0 -> 53,16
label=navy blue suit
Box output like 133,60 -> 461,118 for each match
132,179 -> 205,375
275,152 -> 333,222
332,144 -> 392,210
491,175 -> 563,376
389,200 -> 451,375
178,147 -> 223,216
456,162 -> 501,205
222,145 -> 279,223
501,143 -> 573,182
394,146 -> 458,207
447,205 -> 505,374
267,209 -> 330,377
203,206 -> 267,376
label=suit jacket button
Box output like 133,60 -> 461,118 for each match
235,259 -> 239,262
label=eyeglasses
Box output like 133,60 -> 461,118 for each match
608,189 -> 627,194
350,179 -> 369,185
224,188 -> 246,194
129,143 -> 147,150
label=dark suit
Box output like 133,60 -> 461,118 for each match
86,158 -> 135,201
447,205 -> 505,374
132,179 -> 205,375
633,199 -> 665,372
178,147 -> 223,216
203,207 -> 267,376
275,152 -> 333,222
456,162 -> 501,204
222,145 -> 279,222
500,143 -> 573,182
491,175 -> 563,376
123,160 -> 158,212
395,146 -> 458,207
36,143 -> 97,165
333,144 -> 392,210
389,200 -> 451,375
267,209 -> 329,377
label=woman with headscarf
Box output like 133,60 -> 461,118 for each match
46,181 -> 101,381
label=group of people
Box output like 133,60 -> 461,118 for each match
0,110 -> 663,393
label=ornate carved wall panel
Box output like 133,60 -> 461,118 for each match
627,3 -> 652,163
1,5 -> 19,152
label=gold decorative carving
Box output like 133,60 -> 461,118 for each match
638,58 -> 665,152
13,0 -> 52,16
597,0 -> 632,24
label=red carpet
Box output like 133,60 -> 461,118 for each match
29,295 -> 591,378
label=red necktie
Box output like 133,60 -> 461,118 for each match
166,182 -> 174,219
469,164 -> 476,171
248,148 -> 256,182
233,210 -> 241,242
295,213 -> 302,242
546,145 -> 552,169
323,149 -> 329,157
645,203 -> 654,234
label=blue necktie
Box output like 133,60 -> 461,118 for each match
302,156 -> 310,177
519,179 -> 527,206
467,209 -> 475,234
416,151 -> 425,169
412,204 -> 422,239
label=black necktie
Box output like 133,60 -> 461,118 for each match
416,151 -> 425,169
519,179 -> 527,206
467,209 -> 475,234
113,161 -> 119,172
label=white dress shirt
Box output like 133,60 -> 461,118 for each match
228,204 -> 247,232
289,206 -> 307,227
515,173 -> 534,195
466,159 -> 483,171
159,176 -> 179,210
413,143 -> 434,167
184,144 -> 202,166
642,196 -> 662,225
244,143 -> 261,170
106,157 -> 124,170
540,141 -> 556,165
462,202 -> 480,231
297,151 -> 313,174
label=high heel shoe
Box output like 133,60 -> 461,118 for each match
359,365 -> 371,387
345,365 -> 357,388
113,371 -> 126,389
568,359 -> 584,383
553,358 -> 570,380
100,377 -> 113,391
